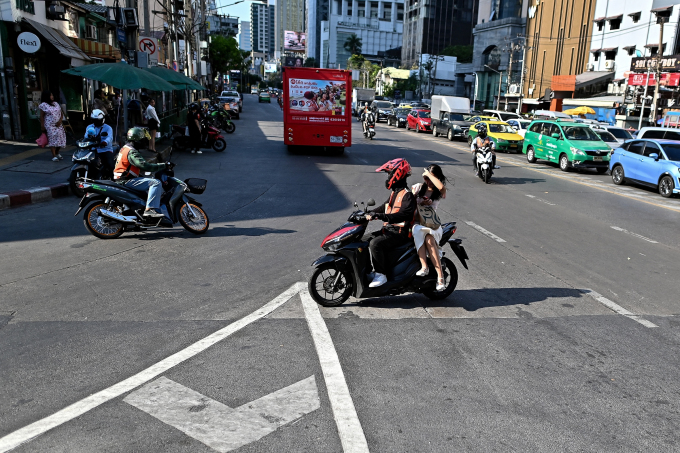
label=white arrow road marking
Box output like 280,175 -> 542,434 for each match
610,226 -> 658,243
581,289 -> 658,328
465,221 -> 507,243
300,290 -> 370,453
124,376 -> 320,452
0,282 -> 305,453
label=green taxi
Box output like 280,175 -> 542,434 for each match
467,121 -> 524,152
258,91 -> 271,103
522,120 -> 610,173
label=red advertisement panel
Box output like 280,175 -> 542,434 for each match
627,72 -> 680,86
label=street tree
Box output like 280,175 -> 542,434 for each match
303,57 -> 318,68
343,34 -> 363,55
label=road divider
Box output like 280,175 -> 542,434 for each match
465,221 -> 507,243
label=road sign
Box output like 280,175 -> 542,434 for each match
138,37 -> 158,64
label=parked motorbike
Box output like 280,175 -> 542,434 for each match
69,136 -> 120,197
74,164 -> 209,239
475,146 -> 495,184
171,120 -> 226,153
308,199 -> 469,306
207,108 -> 236,133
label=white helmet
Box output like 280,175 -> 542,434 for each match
91,109 -> 105,126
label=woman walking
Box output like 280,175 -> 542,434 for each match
145,99 -> 160,152
39,90 -> 66,161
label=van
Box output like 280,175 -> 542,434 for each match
636,127 -> 680,141
430,96 -> 472,140
483,109 -> 521,122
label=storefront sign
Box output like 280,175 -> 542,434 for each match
631,55 -> 680,72
17,32 -> 40,53
117,28 -> 126,44
627,72 -> 680,86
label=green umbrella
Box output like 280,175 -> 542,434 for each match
144,66 -> 207,91
62,62 -> 177,91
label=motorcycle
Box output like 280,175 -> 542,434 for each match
363,113 -> 376,140
69,136 -> 120,198
171,120 -> 226,153
475,146 -> 495,184
74,164 -> 209,239
308,199 -> 469,307
207,108 -> 236,134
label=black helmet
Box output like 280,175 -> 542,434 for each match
188,102 -> 199,111
127,127 -> 151,149
477,123 -> 488,138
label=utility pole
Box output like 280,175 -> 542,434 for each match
638,66 -> 651,130
505,49 -> 513,112
143,0 -> 150,35
518,39 -> 529,114
650,9 -> 670,124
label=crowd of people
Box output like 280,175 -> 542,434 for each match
300,83 -> 346,112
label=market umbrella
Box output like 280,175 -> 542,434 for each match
62,62 -> 177,91
563,106 -> 596,115
143,66 -> 206,91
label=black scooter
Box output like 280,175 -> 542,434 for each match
74,164 -> 209,239
69,135 -> 120,198
308,199 -> 469,306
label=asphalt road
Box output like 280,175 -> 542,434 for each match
1,96 -> 679,452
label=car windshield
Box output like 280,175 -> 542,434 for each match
375,102 -> 392,108
488,124 -> 513,133
562,126 -> 601,141
607,128 -> 633,139
596,131 -> 618,143
499,113 -> 520,121
450,114 -> 466,121
661,144 -> 680,161
417,111 -> 431,118
465,116 -> 478,121
395,109 -> 409,115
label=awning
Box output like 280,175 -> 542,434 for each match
522,98 -> 544,105
605,14 -> 623,21
69,37 -> 121,61
627,11 -> 641,17
644,43 -> 664,48
651,5 -> 673,13
575,71 -> 615,89
590,49 -> 601,53
601,47 -> 618,52
593,17 -> 605,22
23,18 -> 91,66
622,45 -> 636,50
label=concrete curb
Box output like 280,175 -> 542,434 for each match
0,184 -> 70,210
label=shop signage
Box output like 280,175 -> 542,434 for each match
631,55 -> 680,73
627,72 -> 680,86
17,32 -> 40,53
117,28 -> 126,44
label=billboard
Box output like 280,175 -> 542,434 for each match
284,31 -> 306,52
264,63 -> 277,73
284,56 -> 305,67
287,77 -> 347,116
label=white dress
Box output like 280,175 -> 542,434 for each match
411,183 -> 443,257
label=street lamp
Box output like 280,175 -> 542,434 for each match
484,64 -> 503,110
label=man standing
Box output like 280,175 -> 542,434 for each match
187,103 -> 202,154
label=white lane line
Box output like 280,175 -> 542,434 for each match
356,157 -> 368,164
0,283 -> 305,453
465,221 -> 507,243
581,289 -> 658,328
300,290 -> 369,453
525,194 -> 556,206
610,226 -> 658,244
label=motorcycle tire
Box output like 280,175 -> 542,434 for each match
178,202 -> 209,234
423,258 -> 458,300
212,138 -> 227,152
308,263 -> 352,307
83,202 -> 124,239
483,169 -> 491,184
69,169 -> 86,198
369,133 -> 373,140
224,122 -> 236,134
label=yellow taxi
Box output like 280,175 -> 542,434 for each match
466,120 -> 525,152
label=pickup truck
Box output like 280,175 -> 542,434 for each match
432,111 -> 473,141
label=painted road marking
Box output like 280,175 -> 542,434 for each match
581,289 -> 658,328
610,226 -> 658,244
124,376 -> 320,452
300,290 -> 370,453
525,194 -> 556,206
465,221 -> 507,243
0,283 -> 305,453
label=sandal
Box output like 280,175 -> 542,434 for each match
436,278 -> 446,292
416,267 -> 429,277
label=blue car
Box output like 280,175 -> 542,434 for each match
609,139 -> 680,198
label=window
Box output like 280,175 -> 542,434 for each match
529,122 -> 543,133
609,18 -> 621,30
643,142 -> 662,158
562,126 -> 600,141
605,50 -> 617,60
549,124 -> 563,139
593,51 -> 600,61
596,20 -> 604,31
627,141 -> 645,154
663,130 -> 680,140
382,3 -> 391,20
347,0 -> 352,16
626,46 -> 636,56
629,12 -> 641,23
661,144 -> 680,160
607,128 -> 632,139
540,123 -> 553,136
24,57 -> 40,91
358,0 -> 365,16
641,130 -> 665,139
370,1 -> 378,18
396,4 -> 403,21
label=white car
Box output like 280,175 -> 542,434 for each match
596,125 -> 634,144
220,90 -> 242,111
632,127 -> 680,141
482,109 -> 521,122
506,119 -> 532,138
216,96 -> 240,118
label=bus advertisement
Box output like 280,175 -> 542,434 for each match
282,67 -> 352,153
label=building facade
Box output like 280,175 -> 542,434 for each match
276,0 -> 306,58
401,0 -> 478,69
240,21 -> 252,51
206,14 -> 239,37
306,0 -> 330,64
250,1 -> 275,56
319,0 -> 405,69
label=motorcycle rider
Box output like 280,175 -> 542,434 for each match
365,158 -> 417,287
187,102 -> 202,154
85,109 -> 115,178
363,104 -> 376,137
113,127 -> 170,219
471,123 -> 500,175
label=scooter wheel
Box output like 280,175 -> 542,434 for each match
308,263 -> 352,306
69,169 -> 86,198
224,122 -> 236,134
83,202 -> 124,239
423,258 -> 458,300
212,138 -> 227,152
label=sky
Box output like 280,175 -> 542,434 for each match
212,0 -> 262,47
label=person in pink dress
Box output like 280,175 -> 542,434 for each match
39,90 -> 66,161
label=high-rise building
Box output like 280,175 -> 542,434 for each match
401,0 -> 478,69
306,0 -> 330,63
319,0 -> 405,69
276,0 -> 306,58
250,1 -> 276,56
240,21 -> 252,51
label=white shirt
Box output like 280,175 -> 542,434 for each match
146,105 -> 160,123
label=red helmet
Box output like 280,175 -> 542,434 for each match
376,158 -> 411,189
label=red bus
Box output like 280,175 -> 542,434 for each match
282,67 -> 352,154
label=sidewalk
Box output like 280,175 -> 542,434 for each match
0,139 -> 172,210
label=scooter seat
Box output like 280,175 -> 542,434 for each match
93,179 -> 149,195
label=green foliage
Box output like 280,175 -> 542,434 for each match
303,57 -> 318,68
347,54 -> 365,69
386,74 -> 419,98
343,34 -> 362,55
440,45 -> 473,63
208,35 -> 244,74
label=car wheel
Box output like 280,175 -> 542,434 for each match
447,129 -> 454,141
559,153 -> 570,172
416,125 -> 421,133
611,165 -> 625,185
526,146 -> 537,163
659,175 -> 674,198
433,126 -> 438,137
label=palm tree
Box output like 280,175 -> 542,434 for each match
343,34 -> 362,55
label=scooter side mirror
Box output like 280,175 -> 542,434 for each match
367,199 -> 376,206
354,201 -> 358,208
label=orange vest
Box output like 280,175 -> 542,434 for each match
384,188 -> 411,233
113,145 -> 141,180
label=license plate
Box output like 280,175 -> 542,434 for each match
593,157 -> 603,161
330,136 -> 343,143
510,144 -> 517,148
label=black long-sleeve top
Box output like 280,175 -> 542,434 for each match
372,189 -> 416,234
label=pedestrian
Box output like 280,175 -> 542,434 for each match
146,99 -> 160,152
39,90 -> 66,161
187,103 -> 202,154
93,89 -> 109,116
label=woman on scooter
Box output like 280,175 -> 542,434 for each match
412,164 -> 448,291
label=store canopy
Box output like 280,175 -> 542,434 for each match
69,37 -> 121,61
23,18 -> 90,66
575,71 -> 614,89
62,62 -> 177,91
563,106 -> 596,115
143,66 -> 206,90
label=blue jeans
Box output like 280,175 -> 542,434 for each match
122,177 -> 162,209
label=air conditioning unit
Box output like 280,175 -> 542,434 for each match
508,84 -> 519,94
604,60 -> 615,70
85,25 -> 96,40
587,63 -> 595,71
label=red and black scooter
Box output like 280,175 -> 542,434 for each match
171,118 -> 226,153
307,199 -> 469,307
